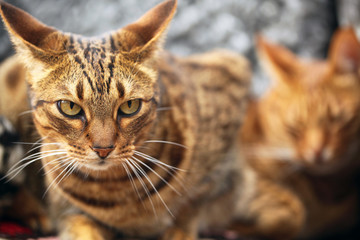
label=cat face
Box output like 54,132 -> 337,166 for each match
0,0 -> 177,171
258,29 -> 360,174
32,41 -> 159,170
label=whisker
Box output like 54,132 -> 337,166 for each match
126,160 -> 158,218
145,140 -> 187,149
44,160 -> 68,178
23,143 -> 61,156
15,149 -> 65,164
134,151 -> 187,172
5,151 -> 67,180
18,110 -> 34,117
57,159 -> 78,187
121,161 -> 146,209
134,152 -> 188,193
40,155 -> 70,172
128,158 -> 174,218
43,159 -> 76,197
7,150 -> 66,174
132,156 -> 181,196
14,136 -> 48,147
44,157 -> 74,176
156,107 -> 172,112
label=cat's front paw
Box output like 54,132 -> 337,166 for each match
161,227 -> 196,240
59,215 -> 111,240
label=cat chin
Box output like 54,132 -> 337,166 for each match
81,161 -> 117,171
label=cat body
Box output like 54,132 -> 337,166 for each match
233,28 -> 360,239
0,1 -> 251,239
45,49 -> 250,239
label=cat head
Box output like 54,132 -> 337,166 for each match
257,28 -> 360,174
0,0 -> 177,170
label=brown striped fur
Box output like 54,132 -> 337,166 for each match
0,1 -> 251,239
232,28 -> 360,239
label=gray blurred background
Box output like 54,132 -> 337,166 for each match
0,0 -> 359,95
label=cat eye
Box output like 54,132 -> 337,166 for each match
57,100 -> 83,117
118,99 -> 142,117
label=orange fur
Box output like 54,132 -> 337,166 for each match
233,28 -> 360,239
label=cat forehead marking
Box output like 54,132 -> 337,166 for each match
65,35 -> 124,100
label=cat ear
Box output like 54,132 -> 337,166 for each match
257,35 -> 299,85
0,1 -> 66,57
115,0 -> 177,60
329,27 -> 360,74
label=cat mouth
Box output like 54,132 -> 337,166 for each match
98,159 -> 106,165
80,154 -> 133,170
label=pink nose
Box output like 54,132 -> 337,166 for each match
92,146 -> 115,159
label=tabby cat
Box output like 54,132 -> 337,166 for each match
232,28 -> 360,239
0,0 -> 251,239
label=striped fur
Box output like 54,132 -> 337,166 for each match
232,29 -> 360,239
0,1 -> 251,239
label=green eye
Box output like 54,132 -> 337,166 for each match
119,99 -> 141,117
57,100 -> 82,117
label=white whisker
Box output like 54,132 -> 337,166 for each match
145,140 -> 187,149
132,156 -> 181,196
122,161 -> 145,208
6,150 -> 66,174
5,151 -> 67,180
14,136 -> 48,146
43,159 -> 76,197
128,158 -> 174,218
126,160 -> 157,218
44,157 -> 74,176
57,159 -> 78,186
156,107 -> 172,112
134,151 -> 187,172
18,110 -> 34,117
135,152 -> 187,193
23,143 -> 61,156
40,155 -> 70,172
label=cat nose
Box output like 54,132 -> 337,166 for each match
92,146 -> 115,159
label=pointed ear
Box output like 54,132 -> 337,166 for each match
329,27 -> 360,74
116,0 -> 177,60
257,35 -> 299,85
0,1 -> 66,56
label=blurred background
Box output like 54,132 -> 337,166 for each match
0,0 -> 359,95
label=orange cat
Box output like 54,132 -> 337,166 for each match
232,28 -> 360,239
